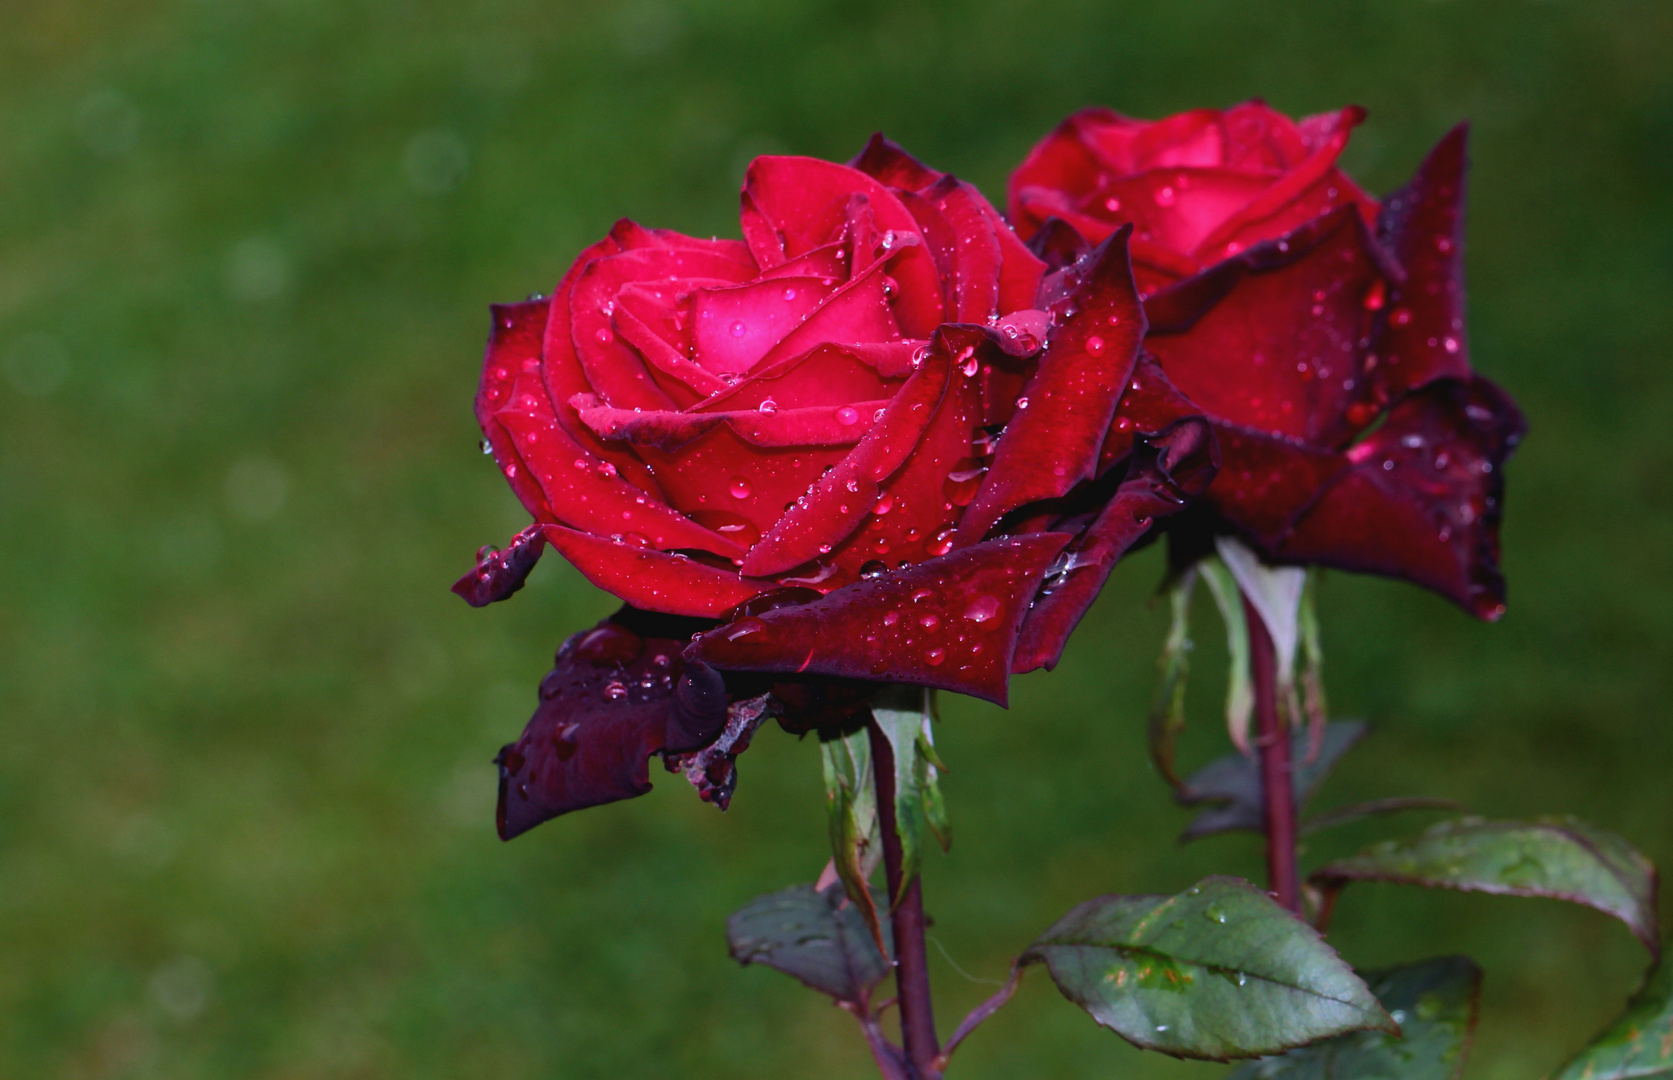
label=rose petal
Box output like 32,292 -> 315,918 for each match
1206,422 -> 1351,548
739,331 -> 959,577
1372,123 -> 1474,398
1194,106 -> 1366,253
849,131 -> 942,191
1145,205 -> 1397,447
691,275 -> 840,376
925,176 -> 1003,322
452,525 -> 547,607
493,379 -> 746,556
477,300 -> 560,518
610,289 -> 731,401
740,156 -> 943,336
694,341 -> 903,414
1013,419 -> 1219,672
544,525 -> 771,617
1097,353 -> 1206,470
688,533 -> 1074,705
575,399 -> 884,450
1275,376 -> 1526,619
1025,216 -> 1093,272
957,225 -> 1147,544
495,610 -> 729,839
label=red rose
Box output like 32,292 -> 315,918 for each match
1010,107 -> 1525,618
458,137 -> 1216,837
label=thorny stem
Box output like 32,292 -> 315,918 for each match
1244,593 -> 1301,913
869,718 -> 941,1079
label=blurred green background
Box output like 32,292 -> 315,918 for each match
2,0 -> 1670,1076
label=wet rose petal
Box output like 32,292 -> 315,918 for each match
543,525 -> 772,617
452,525 -> 547,607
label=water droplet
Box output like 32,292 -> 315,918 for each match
1103,196 -> 1121,213
859,560 -> 888,579
594,327 -> 614,344
1391,307 -> 1413,327
728,476 -> 752,499
1085,335 -> 1105,356
480,438 -> 494,455
602,681 -> 628,702
963,595 -> 1000,623
873,494 -> 894,515
1205,904 -> 1227,924
883,611 -> 900,627
835,405 -> 860,425
919,613 -> 941,631
725,617 -> 768,642
758,398 -> 779,414
924,646 -> 946,666
1153,185 -> 1176,207
927,528 -> 956,557
729,320 -> 746,338
1443,336 -> 1460,353
1016,397 -> 1029,409
782,286 -> 797,301
1155,1024 -> 1169,1033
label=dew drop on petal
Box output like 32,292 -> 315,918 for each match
1085,335 -> 1105,356
963,595 -> 1000,623
835,405 -> 860,425
729,320 -> 746,338
725,617 -> 768,642
883,611 -> 900,627
602,681 -> 628,702
728,476 -> 752,499
919,613 -> 941,631
594,327 -> 614,344
927,528 -> 955,557
924,646 -> 946,666
1015,397 -> 1029,409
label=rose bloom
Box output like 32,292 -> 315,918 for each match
459,137 -> 1216,838
1010,103 -> 1525,618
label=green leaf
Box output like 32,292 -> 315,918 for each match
820,724 -> 882,950
917,712 -> 952,854
727,883 -> 892,1005
1227,956 -> 1483,1080
1021,876 -> 1393,1060
1311,817 -> 1660,953
1200,557 -> 1254,753
1554,955 -> 1673,1079
1177,721 -> 1368,841
1148,569 -> 1195,791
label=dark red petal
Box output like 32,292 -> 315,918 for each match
1025,217 -> 1092,273
693,341 -> 901,413
452,525 -> 547,607
575,398 -> 882,450
1144,206 -> 1397,447
1372,123 -> 1474,398
1275,376 -> 1526,619
688,533 -> 1074,706
477,301 -> 559,518
957,226 -> 1147,544
1013,419 -> 1219,673
1008,109 -> 1123,239
543,525 -> 771,617
1098,353 -> 1203,471
849,132 -> 943,192
496,610 -> 729,839
1206,423 -> 1351,548
739,333 -> 957,577
926,176 -> 1003,322
739,156 -> 943,336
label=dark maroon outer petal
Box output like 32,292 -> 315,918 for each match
1013,418 -> 1220,673
496,609 -> 728,840
1143,206 -> 1400,449
1371,123 -> 1473,401
452,525 -> 546,607
1207,424 -> 1351,549
957,226 -> 1147,544
687,534 -> 1073,706
1275,376 -> 1526,619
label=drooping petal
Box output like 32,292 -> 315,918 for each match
688,533 -> 1074,705
957,226 -> 1146,544
1275,376 -> 1526,619
1371,123 -> 1474,399
495,610 -> 730,839
1013,419 -> 1219,672
452,525 -> 547,607
543,525 -> 771,617
1145,206 -> 1398,448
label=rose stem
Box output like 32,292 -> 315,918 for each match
1244,593 -> 1301,913
869,717 -> 940,1079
